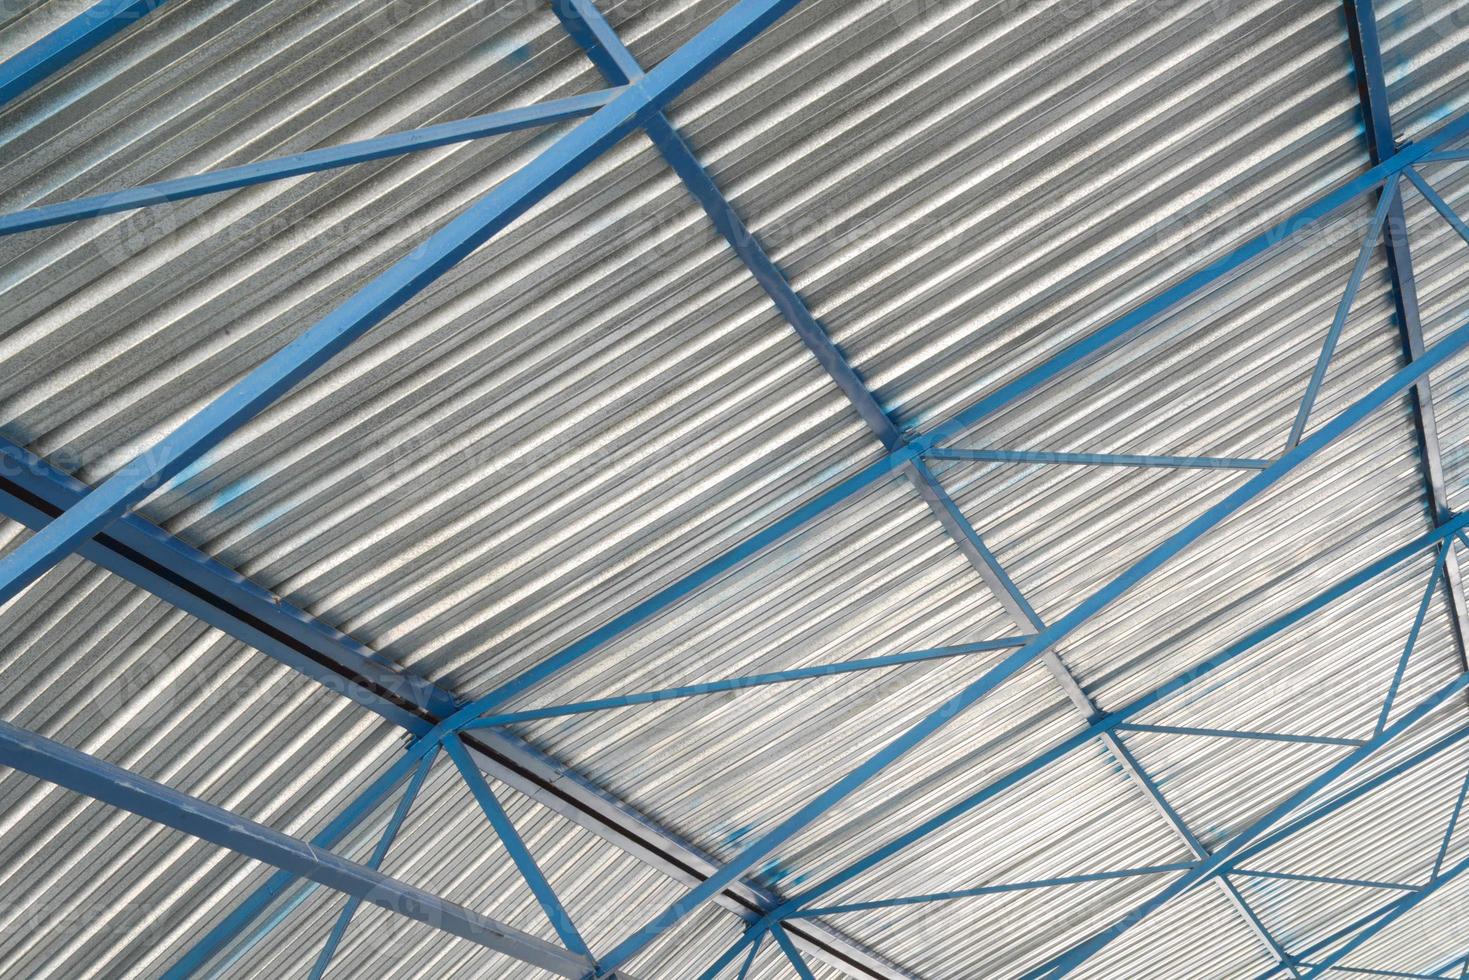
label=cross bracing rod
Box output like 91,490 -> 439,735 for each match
0,720 -> 595,978
0,90 -> 624,236
588,307 -> 1469,972
0,443 -> 909,980
0,0 -> 809,609
307,747 -> 438,980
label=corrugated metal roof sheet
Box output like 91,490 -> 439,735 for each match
3,0 -> 1469,976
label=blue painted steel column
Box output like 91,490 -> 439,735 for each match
0,0 -> 808,610
0,720 -> 591,977
0,0 -> 168,106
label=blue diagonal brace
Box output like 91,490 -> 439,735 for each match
1342,0 -> 1469,689
0,0 -> 808,609
444,737 -> 592,959
0,0 -> 168,106
0,89 -> 623,236
451,110 -> 1469,729
308,746 -> 439,980
772,924 -> 819,980
789,863 -> 1198,917
1376,543 -> 1448,736
927,448 -> 1270,470
1431,768 -> 1469,882
1300,848 -> 1469,978
594,301 -> 1469,975
0,721 -> 592,977
768,517 -> 1469,921
461,638 -> 1030,729
1285,174 -> 1398,449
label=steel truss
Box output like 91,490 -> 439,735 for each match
1,1 -> 1468,979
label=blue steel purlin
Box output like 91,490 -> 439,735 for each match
548,3 -> 1291,971
0,0 -> 169,106
0,0 -> 809,610
8,0 -> 1469,974
160,100 -> 1469,968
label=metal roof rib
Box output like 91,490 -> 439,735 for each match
2,0 -> 1469,977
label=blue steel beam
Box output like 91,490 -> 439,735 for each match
547,0 -> 907,453
1301,849 -> 1469,978
0,0 -> 167,106
773,924 -> 819,980
0,721 -> 591,977
762,518 -> 1469,924
1285,175 -> 1398,449
308,747 -> 439,980
1302,968 -> 1464,980
161,735 -> 443,980
1228,870 -> 1421,892
787,863 -> 1199,918
460,638 -> 1031,729
0,0 -> 808,610
1377,545 -> 1447,735
1342,0 -> 1469,691
696,921 -> 769,980
0,90 -> 623,236
444,737 -> 591,959
591,307 -> 1469,974
737,930 -> 765,980
1430,769 -> 1469,881
0,441 -> 902,980
926,448 -> 1271,470
1114,724 -> 1364,747
449,110 -> 1469,730
1406,169 -> 1469,247
1033,675 -> 1469,975
0,436 -> 452,725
